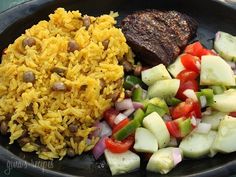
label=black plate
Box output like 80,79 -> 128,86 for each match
1,0 -> 236,177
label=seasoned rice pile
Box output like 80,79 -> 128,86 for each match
0,8 -> 133,160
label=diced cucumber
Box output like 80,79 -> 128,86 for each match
167,55 -> 185,77
146,147 -> 183,174
210,85 -> 226,95
212,89 -> 236,112
104,150 -> 140,176
211,115 -> 236,153
143,112 -> 170,148
201,111 -> 227,130
147,79 -> 180,99
147,97 -> 169,114
134,127 -> 158,153
200,56 -> 235,86
179,130 -> 217,158
141,64 -> 171,86
145,104 -> 166,117
214,31 -> 236,61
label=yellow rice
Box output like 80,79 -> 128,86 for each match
0,8 -> 133,160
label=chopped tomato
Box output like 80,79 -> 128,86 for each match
187,101 -> 202,118
103,108 -> 119,128
229,112 -> 236,117
105,135 -> 134,153
176,69 -> 199,83
171,98 -> 194,119
181,54 -> 201,73
166,121 -> 181,138
112,118 -> 130,134
184,41 -> 204,57
200,48 -> 217,56
176,80 -> 199,101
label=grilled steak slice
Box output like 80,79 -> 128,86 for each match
121,10 -> 198,66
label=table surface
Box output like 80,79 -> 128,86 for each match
1,0 -> 236,177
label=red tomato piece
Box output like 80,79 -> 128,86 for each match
187,101 -> 202,118
229,112 -> 236,117
171,98 -> 194,119
176,69 -> 199,83
166,121 -> 181,138
184,41 -> 204,57
103,108 -> 119,128
105,135 -> 134,153
176,80 -> 199,101
200,48 -> 217,57
181,54 -> 201,73
112,118 -> 130,134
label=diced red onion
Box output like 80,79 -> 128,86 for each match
114,113 -> 127,125
168,137 -> 178,147
115,99 -> 134,111
202,107 -> 212,116
183,89 -> 198,102
195,123 -> 211,134
226,61 -> 236,69
123,108 -> 135,117
99,121 -> 112,137
132,102 -> 144,109
196,61 -> 201,70
92,136 -> 107,160
163,114 -> 172,122
200,95 -> 207,108
142,90 -> 148,99
172,148 -> 182,166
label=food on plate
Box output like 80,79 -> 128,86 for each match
214,31 -> 236,61
98,34 -> 236,175
0,8 -> 134,160
1,6 -> 236,176
121,10 -> 198,66
146,147 -> 183,174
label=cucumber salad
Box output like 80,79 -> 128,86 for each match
92,31 -> 236,175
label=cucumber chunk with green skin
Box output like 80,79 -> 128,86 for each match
214,31 -> 236,61
113,120 -> 140,141
212,89 -> 236,112
210,85 -> 226,95
141,64 -> 171,86
202,111 -> 227,130
104,150 -> 140,176
179,130 -> 217,159
148,79 -> 180,99
146,147 -> 183,174
200,56 -> 235,86
148,97 -> 169,114
132,86 -> 143,102
133,108 -> 145,124
167,55 -> 185,77
211,115 -> 236,153
143,112 -> 170,148
134,127 -> 158,153
145,104 -> 166,117
165,97 -> 182,106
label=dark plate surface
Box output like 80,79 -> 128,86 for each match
0,0 -> 236,177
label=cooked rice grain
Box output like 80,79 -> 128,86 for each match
0,8 -> 133,160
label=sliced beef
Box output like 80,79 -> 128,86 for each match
121,10 -> 198,66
